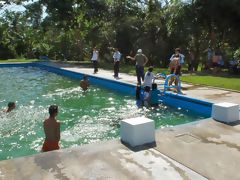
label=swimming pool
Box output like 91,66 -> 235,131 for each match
0,65 -> 208,161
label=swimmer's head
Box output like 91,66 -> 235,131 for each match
49,105 -> 58,117
8,102 -> 15,108
7,102 -> 16,112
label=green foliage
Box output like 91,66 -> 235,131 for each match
0,0 -> 239,68
234,48 -> 240,60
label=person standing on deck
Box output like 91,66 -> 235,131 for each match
91,47 -> 99,74
203,47 -> 213,70
169,48 -> 185,86
188,50 -> 195,72
169,48 -> 185,76
113,48 -> 121,79
127,49 -> 149,85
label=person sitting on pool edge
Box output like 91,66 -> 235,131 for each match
4,102 -> 16,113
80,75 -> 90,91
42,105 -> 61,152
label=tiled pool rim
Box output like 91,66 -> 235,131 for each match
0,62 -> 213,117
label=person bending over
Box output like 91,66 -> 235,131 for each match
143,66 -> 154,88
42,105 -> 60,152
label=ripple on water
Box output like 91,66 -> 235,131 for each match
0,67 -> 206,161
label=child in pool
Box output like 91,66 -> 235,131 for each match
136,84 -> 144,108
80,75 -> 90,91
3,102 -> 16,113
150,83 -> 161,107
143,86 -> 151,107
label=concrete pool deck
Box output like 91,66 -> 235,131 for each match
0,62 -> 240,179
0,140 -> 207,180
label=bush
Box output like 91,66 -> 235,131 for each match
234,48 -> 240,60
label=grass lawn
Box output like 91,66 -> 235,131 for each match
181,75 -> 240,91
0,58 -> 39,62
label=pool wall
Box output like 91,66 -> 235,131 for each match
160,93 -> 212,117
0,62 -> 213,117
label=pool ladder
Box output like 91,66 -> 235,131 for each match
156,74 -> 182,95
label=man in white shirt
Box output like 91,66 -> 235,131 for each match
91,47 -> 99,74
143,66 -> 154,88
113,48 -> 121,78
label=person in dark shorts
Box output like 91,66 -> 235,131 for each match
91,47 -> 99,74
127,49 -> 149,85
113,48 -> 121,78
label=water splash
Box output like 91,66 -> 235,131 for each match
0,67 -> 206,161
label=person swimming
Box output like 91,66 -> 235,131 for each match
80,75 -> 90,91
42,105 -> 61,152
4,102 -> 16,113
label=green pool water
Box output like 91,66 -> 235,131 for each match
0,67 -> 206,161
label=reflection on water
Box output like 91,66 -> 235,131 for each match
0,67 -> 205,160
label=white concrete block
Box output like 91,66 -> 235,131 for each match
120,117 -> 155,147
212,102 -> 239,123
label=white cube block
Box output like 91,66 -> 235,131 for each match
212,102 -> 239,123
120,117 -> 155,147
